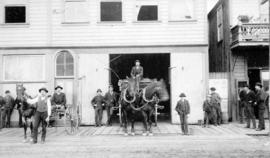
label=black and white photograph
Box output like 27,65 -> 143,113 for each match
0,0 -> 270,157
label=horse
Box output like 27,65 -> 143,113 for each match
139,79 -> 169,136
119,78 -> 169,136
119,77 -> 139,136
15,94 -> 35,142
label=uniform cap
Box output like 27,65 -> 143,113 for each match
39,87 -> 48,93
55,85 -> 63,90
179,93 -> 186,97
255,82 -> 262,88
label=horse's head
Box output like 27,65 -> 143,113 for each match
152,79 -> 169,102
127,78 -> 137,96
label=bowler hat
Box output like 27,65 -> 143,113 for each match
255,82 -> 263,88
5,90 -> 10,94
39,87 -> 48,93
97,89 -> 102,93
210,87 -> 216,91
179,93 -> 186,97
55,85 -> 63,90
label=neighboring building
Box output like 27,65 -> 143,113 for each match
208,0 -> 269,121
0,0 -> 208,126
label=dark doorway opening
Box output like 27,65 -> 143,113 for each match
109,53 -> 171,121
248,69 -> 261,118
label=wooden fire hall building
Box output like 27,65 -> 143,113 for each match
0,0 -> 208,125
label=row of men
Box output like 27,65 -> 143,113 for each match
0,86 -> 67,129
238,82 -> 268,131
175,87 -> 222,135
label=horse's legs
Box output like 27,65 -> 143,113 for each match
122,109 -> 128,135
141,110 -> 148,135
148,108 -> 155,135
23,118 -> 27,141
130,111 -> 135,135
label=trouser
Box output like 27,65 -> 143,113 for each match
106,106 -> 113,125
19,109 -> 23,127
135,76 -> 141,92
245,104 -> 256,128
1,108 -> 13,128
239,101 -> 246,123
33,111 -> 48,143
95,107 -> 103,126
214,104 -> 222,125
203,112 -> 211,126
258,108 -> 265,129
179,114 -> 188,134
0,110 -> 2,129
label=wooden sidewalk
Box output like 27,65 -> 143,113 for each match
0,122 -> 269,138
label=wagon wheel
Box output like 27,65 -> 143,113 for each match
64,105 -> 79,135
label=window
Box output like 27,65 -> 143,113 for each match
3,55 -> 45,81
5,6 -> 26,23
100,2 -> 122,21
63,0 -> 89,23
56,51 -> 74,77
217,6 -> 223,42
168,0 -> 195,21
137,5 -> 158,21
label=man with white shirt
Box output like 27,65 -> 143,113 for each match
26,87 -> 51,144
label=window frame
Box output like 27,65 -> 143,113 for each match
62,0 -> 90,24
168,0 -> 196,22
55,50 -> 75,79
133,0 -> 160,23
98,0 -> 124,23
1,3 -> 29,25
2,54 -> 46,82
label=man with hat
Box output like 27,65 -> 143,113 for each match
130,60 -> 144,91
104,85 -> 117,126
51,85 -> 67,119
210,87 -> 222,125
243,84 -> 256,129
91,89 -> 106,127
239,85 -> 247,124
26,87 -> 51,144
254,82 -> 266,131
175,93 -> 190,135
202,94 -> 214,127
1,90 -> 15,128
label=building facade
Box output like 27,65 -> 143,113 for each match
0,0 -> 208,125
208,0 -> 269,121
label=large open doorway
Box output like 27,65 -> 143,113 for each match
109,53 -> 171,122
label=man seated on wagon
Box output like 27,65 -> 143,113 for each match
130,60 -> 144,91
51,85 -> 67,119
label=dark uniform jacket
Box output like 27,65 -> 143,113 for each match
51,92 -> 67,106
3,95 -> 15,109
175,99 -> 190,115
244,90 -> 256,106
130,66 -> 143,79
256,89 -> 266,110
0,96 -> 6,110
239,90 -> 246,102
203,100 -> 212,113
104,92 -> 117,107
91,95 -> 106,109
